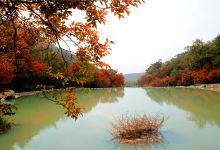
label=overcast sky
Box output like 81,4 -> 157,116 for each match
94,0 -> 220,74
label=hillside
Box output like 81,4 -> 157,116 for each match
124,73 -> 144,82
138,35 -> 220,87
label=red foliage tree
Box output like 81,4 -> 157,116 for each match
110,73 -> 125,87
160,76 -> 177,86
66,63 -> 80,77
192,68 -> 208,84
138,75 -> 148,86
207,68 -> 220,83
94,69 -> 124,88
180,70 -> 195,86
31,59 -> 47,76
150,78 -> 162,87
0,58 -> 14,85
94,69 -> 111,88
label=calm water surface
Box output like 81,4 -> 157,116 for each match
1,88 -> 220,150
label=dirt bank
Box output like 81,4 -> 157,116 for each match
15,88 -> 68,99
187,83 -> 220,92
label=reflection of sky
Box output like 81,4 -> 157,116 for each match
10,88 -> 220,150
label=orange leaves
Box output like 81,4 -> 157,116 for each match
0,0 -> 144,89
86,7 -> 108,27
70,22 -> 112,68
138,75 -> 150,87
111,73 -> 125,87
31,59 -> 47,76
83,0 -> 144,26
66,63 -> 80,77
161,76 -> 177,86
94,69 -> 124,87
109,0 -> 144,19
180,70 -> 203,86
138,68 -> 217,87
60,88 -> 83,120
0,21 -> 42,78
0,0 -> 144,79
0,57 -> 14,85
192,68 -> 208,84
207,68 -> 220,83
95,69 -> 111,87
145,76 -> 177,87
46,88 -> 83,120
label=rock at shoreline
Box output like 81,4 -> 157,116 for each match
0,90 -> 16,101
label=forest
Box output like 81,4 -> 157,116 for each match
1,1 -> 220,149
0,0 -> 137,132
138,35 -> 220,87
0,23 -> 124,92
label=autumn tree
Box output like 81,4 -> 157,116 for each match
94,69 -> 111,87
138,35 -> 220,87
1,0 -> 144,87
94,69 -> 124,88
138,75 -> 151,87
192,68 -> 208,84
110,72 -> 124,87
207,68 -> 220,83
0,57 -> 14,89
146,59 -> 162,77
160,76 -> 176,86
0,0 -> 145,72
1,0 -> 143,120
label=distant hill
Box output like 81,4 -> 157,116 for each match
49,45 -> 75,62
124,73 -> 144,82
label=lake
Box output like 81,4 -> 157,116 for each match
1,88 -> 220,150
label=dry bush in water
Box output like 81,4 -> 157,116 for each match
111,114 -> 165,144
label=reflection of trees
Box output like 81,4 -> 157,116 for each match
0,88 -> 124,150
145,88 -> 220,128
0,95 -> 65,150
76,88 -> 124,113
112,139 -> 166,150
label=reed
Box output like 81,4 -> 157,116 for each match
111,114 -> 165,144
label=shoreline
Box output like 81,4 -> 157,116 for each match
15,88 -> 69,99
14,83 -> 220,98
185,83 -> 220,92
1,84 -> 220,101
144,83 -> 220,93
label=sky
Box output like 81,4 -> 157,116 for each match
94,0 -> 220,74
65,0 -> 220,74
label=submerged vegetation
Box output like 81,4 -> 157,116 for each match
0,118 -> 12,134
111,114 -> 165,144
138,35 -> 220,87
0,103 -> 16,133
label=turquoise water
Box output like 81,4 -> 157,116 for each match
1,88 -> 220,150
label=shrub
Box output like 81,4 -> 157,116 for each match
207,68 -> 220,83
111,114 -> 165,144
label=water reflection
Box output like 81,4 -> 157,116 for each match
76,88 -> 124,113
0,95 -> 65,150
0,88 -> 124,150
146,88 -> 220,128
112,136 -> 166,150
1,88 -> 220,150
